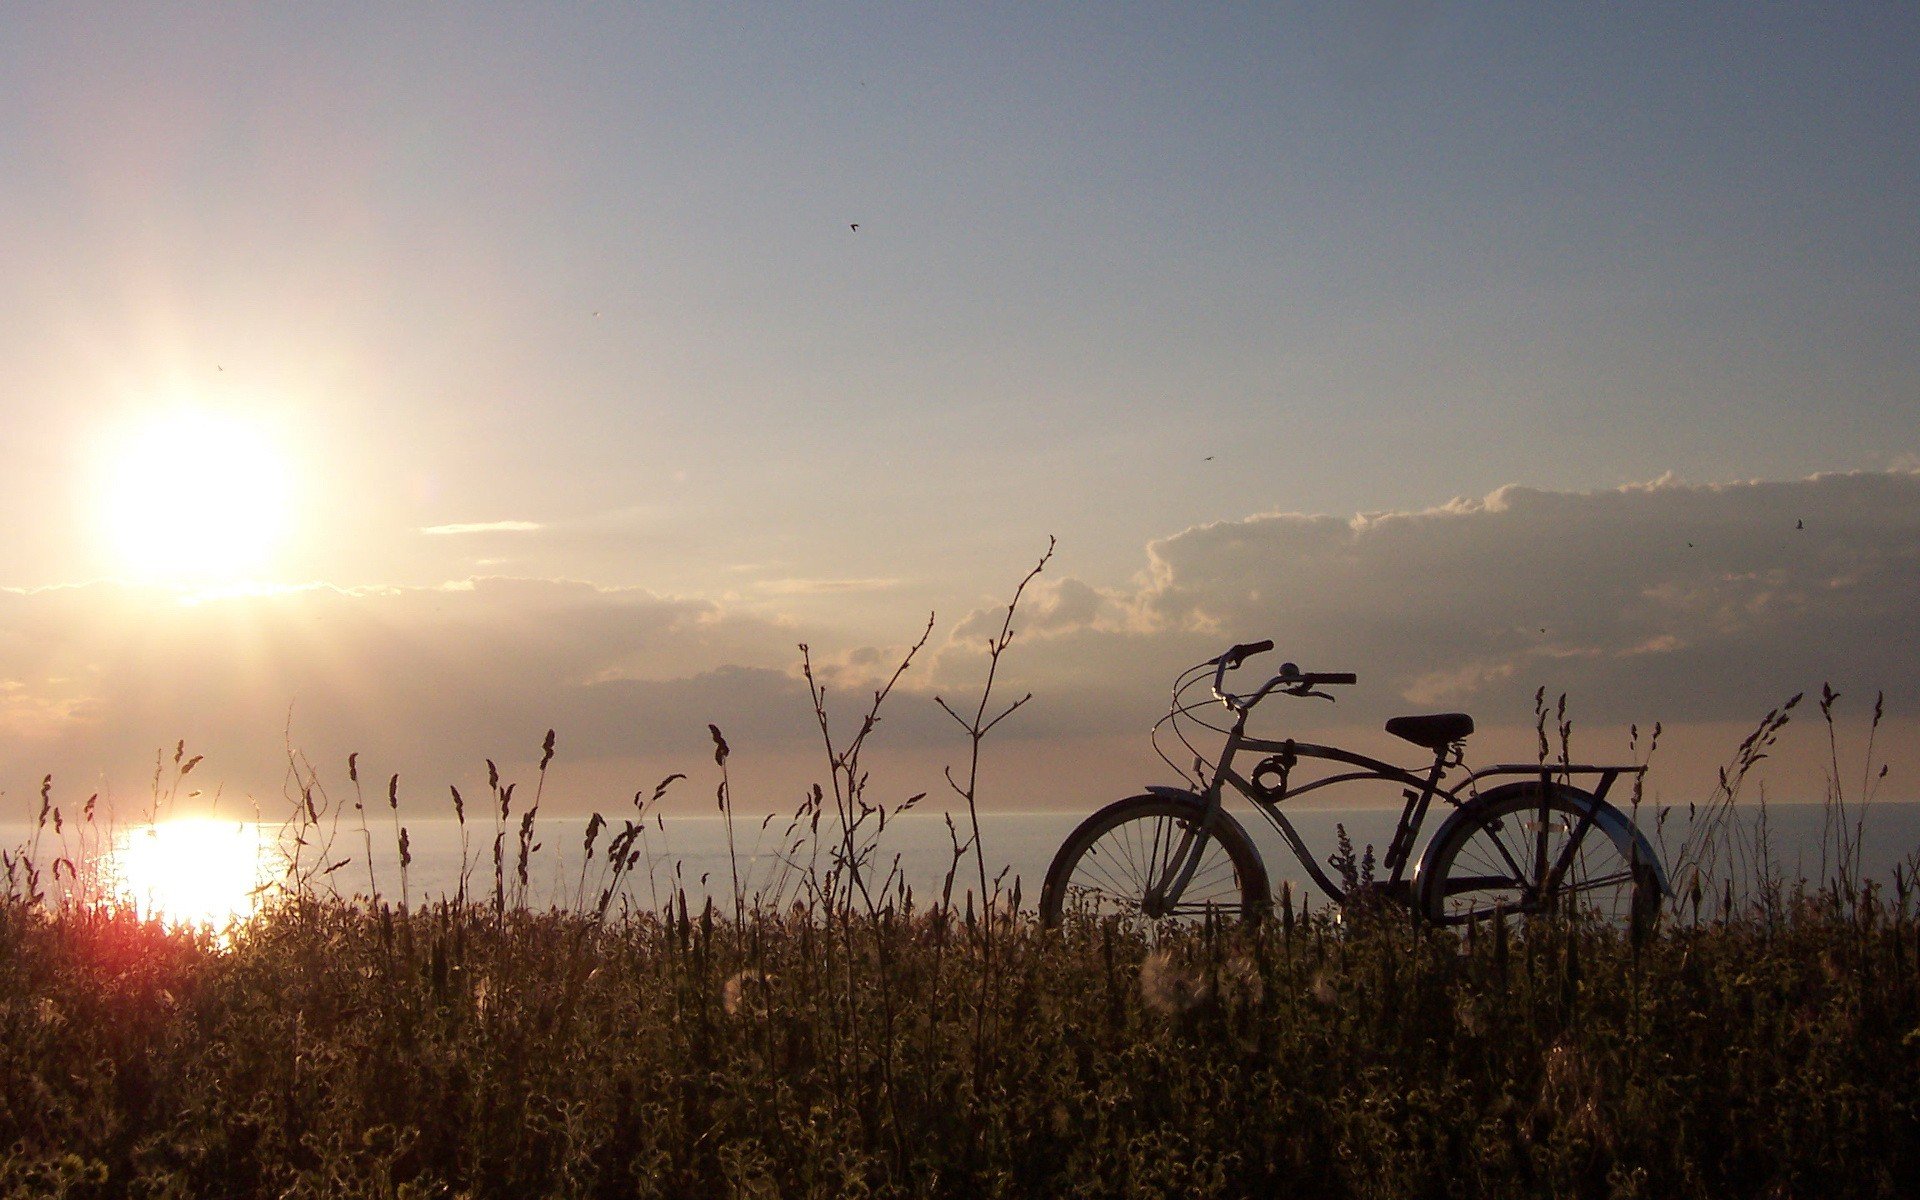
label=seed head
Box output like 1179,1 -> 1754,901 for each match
1140,949 -> 1211,1015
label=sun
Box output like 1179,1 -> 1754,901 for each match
109,818 -> 274,931
97,408 -> 293,586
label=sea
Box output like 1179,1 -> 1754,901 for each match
8,795 -> 1920,926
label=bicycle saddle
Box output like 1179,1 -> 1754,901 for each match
1385,713 -> 1474,750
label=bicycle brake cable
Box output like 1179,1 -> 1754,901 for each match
1153,669 -> 1235,786
1153,667 -> 1216,785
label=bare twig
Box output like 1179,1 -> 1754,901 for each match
933,535 -> 1054,1083
936,536 -> 1054,924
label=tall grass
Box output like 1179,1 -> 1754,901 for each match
4,851 -> 1916,1198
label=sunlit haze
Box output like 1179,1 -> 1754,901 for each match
1,6 -> 1915,822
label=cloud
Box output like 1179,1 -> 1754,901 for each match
752,577 -> 899,596
1009,470 -> 1920,728
949,577 -> 1122,645
1401,659 -> 1518,707
0,578 -> 816,810
420,521 -> 543,535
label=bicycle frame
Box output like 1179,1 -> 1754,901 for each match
1186,700 -> 1645,907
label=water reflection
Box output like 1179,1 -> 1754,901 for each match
108,819 -> 277,930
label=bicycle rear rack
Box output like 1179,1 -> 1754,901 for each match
1463,763 -> 1652,908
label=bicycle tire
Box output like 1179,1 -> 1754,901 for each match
1418,783 -> 1661,928
1039,795 -> 1270,928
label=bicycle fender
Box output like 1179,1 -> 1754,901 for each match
1143,785 -> 1205,806
1412,781 -> 1670,898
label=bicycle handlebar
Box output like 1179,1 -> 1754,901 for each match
1213,639 -> 1274,670
1298,671 -> 1358,687
1210,641 -> 1355,711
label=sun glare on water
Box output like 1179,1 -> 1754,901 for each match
97,408 -> 293,587
110,819 -> 273,931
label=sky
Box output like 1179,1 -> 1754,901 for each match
2,4 -> 1916,826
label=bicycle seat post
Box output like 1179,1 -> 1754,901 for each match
1382,743 -> 1454,880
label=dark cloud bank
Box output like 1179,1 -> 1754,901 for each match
3,471 -> 1912,814
1053,469 -> 1917,726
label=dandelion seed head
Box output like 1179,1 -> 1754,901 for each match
1140,949 -> 1211,1015
722,969 -> 775,1017
1218,955 -> 1263,1007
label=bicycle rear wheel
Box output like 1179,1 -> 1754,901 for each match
1418,784 -> 1660,928
1039,796 -> 1269,928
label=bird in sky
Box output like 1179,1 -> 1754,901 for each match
850,223 -> 859,232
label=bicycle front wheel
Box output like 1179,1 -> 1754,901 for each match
1418,784 -> 1661,927
1039,796 -> 1270,928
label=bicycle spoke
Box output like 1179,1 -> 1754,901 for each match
1426,791 -> 1653,926
1562,868 -> 1634,894
1478,817 -> 1535,887
1077,848 -> 1136,902
1052,802 -> 1257,925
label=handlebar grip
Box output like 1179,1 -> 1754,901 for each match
1318,672 -> 1357,685
1226,639 -> 1273,665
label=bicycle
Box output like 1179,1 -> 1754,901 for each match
1038,640 -> 1668,928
